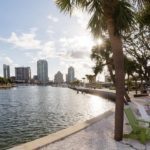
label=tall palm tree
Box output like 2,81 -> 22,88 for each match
55,0 -> 147,140
91,39 -> 131,102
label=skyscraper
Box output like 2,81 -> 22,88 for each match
54,71 -> 64,84
37,60 -> 48,84
15,67 -> 31,83
3,64 -> 10,79
67,66 -> 75,83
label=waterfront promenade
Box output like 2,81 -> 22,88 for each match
38,96 -> 150,150
9,88 -> 150,150
40,113 -> 150,150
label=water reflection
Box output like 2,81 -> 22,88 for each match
0,86 -> 114,150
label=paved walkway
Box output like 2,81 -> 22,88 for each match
10,93 -> 150,150
40,113 -> 150,150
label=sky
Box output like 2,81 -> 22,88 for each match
0,0 -> 105,81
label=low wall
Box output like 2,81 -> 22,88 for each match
71,87 -> 116,102
9,110 -> 113,150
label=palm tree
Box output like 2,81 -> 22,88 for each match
86,74 -> 96,83
55,0 -> 147,140
91,39 -> 131,102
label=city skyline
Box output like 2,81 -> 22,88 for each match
1,62 -> 77,82
0,0 -> 105,81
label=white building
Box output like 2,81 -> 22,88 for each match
67,66 -> 75,83
37,60 -> 48,84
3,64 -> 10,79
54,71 -> 64,84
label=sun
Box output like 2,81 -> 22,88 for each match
95,38 -> 103,45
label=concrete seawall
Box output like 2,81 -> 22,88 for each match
9,110 -> 113,150
71,87 -> 116,102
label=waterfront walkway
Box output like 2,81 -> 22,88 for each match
10,93 -> 150,150
39,96 -> 150,150
40,113 -> 150,150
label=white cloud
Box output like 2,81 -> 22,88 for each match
0,32 -> 41,49
60,35 -> 94,51
48,14 -> 59,22
0,31 -> 57,61
73,9 -> 90,29
58,35 -> 94,62
31,41 -> 56,62
3,57 -> 13,64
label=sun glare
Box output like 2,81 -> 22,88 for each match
96,38 -> 103,45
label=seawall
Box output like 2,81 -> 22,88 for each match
71,87 -> 116,102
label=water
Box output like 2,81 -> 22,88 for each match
0,86 -> 114,150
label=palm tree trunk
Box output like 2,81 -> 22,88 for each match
104,9 -> 125,140
107,63 -> 130,103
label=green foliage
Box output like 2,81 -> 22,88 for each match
114,0 -> 135,34
85,74 -> 96,83
124,24 -> 150,82
55,0 -> 73,14
55,0 -> 135,37
124,56 -> 137,76
91,38 -> 113,76
91,38 -> 139,82
70,80 -> 81,86
0,77 -> 11,84
137,3 -> 150,26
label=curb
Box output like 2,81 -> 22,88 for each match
9,109 -> 113,150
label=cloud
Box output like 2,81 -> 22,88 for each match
31,41 -> 56,62
0,31 -> 56,61
0,32 -> 41,49
73,9 -> 90,29
58,35 -> 94,62
60,35 -> 94,51
3,57 -> 13,64
48,14 -> 59,22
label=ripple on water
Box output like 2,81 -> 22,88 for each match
0,86 -> 114,150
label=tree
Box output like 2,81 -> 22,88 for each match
55,0 -> 146,140
137,2 -> 150,26
124,56 -> 137,91
0,77 -> 10,85
91,39 -> 114,82
86,74 -> 96,83
123,23 -> 150,85
91,39 -> 132,102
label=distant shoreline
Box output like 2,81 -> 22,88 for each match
0,84 -> 15,89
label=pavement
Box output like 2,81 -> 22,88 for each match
9,92 -> 150,150
40,113 -> 150,150
39,95 -> 150,150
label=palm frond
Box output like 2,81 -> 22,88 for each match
114,0 -> 135,34
55,0 -> 73,14
87,0 -> 103,14
88,10 -> 106,38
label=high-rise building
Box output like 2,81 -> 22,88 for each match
37,60 -> 48,84
15,67 -> 31,83
66,74 -> 68,83
3,64 -> 10,79
67,66 -> 75,83
54,71 -> 64,84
